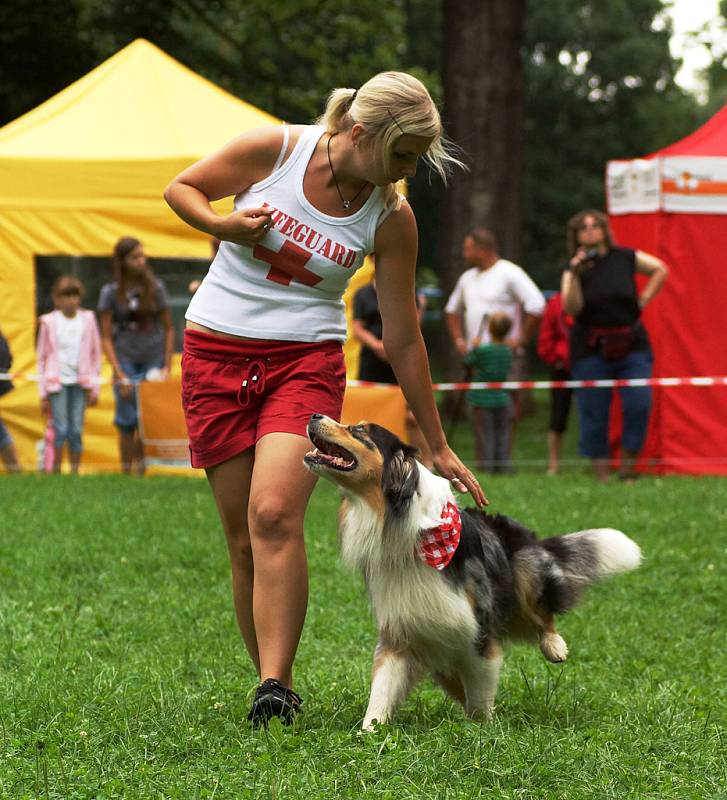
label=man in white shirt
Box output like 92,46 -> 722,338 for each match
445,228 -> 545,436
445,227 -> 545,355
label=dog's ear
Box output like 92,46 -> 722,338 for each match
382,447 -> 419,515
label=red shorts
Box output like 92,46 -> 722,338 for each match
182,329 -> 346,469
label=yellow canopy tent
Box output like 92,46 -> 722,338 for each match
0,38 -> 373,471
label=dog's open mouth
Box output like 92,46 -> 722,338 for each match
304,430 -> 357,471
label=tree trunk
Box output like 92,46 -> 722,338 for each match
440,0 -> 525,299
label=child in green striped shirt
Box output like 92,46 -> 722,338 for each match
464,312 -> 513,472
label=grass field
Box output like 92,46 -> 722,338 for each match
1,410 -> 726,798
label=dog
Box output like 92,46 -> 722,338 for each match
304,414 -> 642,731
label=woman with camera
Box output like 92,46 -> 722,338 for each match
561,209 -> 668,481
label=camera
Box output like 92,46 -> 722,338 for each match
570,247 -> 600,276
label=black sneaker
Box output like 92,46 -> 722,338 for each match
247,678 -> 302,727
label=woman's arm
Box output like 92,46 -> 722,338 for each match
163,126 -> 291,245
99,310 -> 133,400
560,269 -> 583,316
562,243 -> 603,316
634,250 -> 669,309
374,203 -> 486,506
99,312 -> 122,375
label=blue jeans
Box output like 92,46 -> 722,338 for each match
48,384 -> 87,453
113,358 -> 163,433
472,403 -> 512,473
571,350 -> 653,459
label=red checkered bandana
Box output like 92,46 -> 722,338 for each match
416,502 -> 462,570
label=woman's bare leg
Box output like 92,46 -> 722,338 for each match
247,433 -> 319,689
53,445 -> 64,473
70,449 -> 81,474
547,431 -> 563,475
133,431 -> 145,476
119,431 -> 135,474
206,450 -> 259,675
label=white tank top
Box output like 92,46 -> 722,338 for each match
186,125 -> 390,342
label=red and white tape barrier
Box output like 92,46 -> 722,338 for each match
351,376 -> 727,391
4,372 -> 727,391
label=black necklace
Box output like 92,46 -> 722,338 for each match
327,134 -> 369,210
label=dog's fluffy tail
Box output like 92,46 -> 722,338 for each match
515,528 -> 642,618
558,528 -> 642,580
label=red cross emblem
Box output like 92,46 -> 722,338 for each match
253,241 -> 322,287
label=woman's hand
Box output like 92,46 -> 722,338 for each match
569,248 -> 595,276
215,206 -> 273,247
40,397 -> 49,417
117,371 -> 132,400
432,445 -> 488,507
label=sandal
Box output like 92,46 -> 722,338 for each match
247,678 -> 303,727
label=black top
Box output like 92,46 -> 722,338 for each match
569,246 -> 650,362
353,283 -> 397,384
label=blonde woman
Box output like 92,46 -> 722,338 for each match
164,71 -> 486,726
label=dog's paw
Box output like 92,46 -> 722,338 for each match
540,632 -> 569,663
466,703 -> 495,721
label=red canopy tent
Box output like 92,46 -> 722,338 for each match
606,104 -> 727,474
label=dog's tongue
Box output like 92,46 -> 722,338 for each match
320,451 -> 354,468
307,447 -> 354,469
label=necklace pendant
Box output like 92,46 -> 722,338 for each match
342,200 -> 351,209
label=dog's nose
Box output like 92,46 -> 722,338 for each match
310,413 -> 323,422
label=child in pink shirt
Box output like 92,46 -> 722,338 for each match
37,275 -> 102,473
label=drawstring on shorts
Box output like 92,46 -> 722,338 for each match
237,360 -> 267,406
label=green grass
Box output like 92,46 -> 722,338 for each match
1,439 -> 726,797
